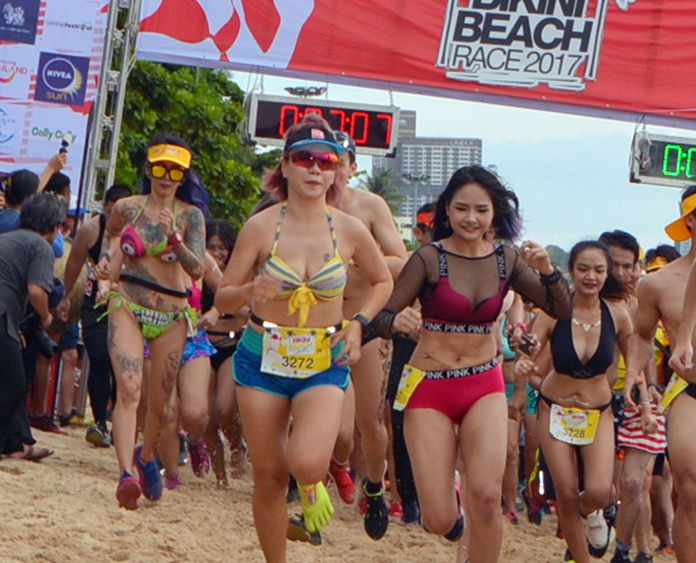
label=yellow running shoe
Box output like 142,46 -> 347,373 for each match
297,481 -> 334,533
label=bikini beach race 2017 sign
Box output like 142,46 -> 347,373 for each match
135,0 -> 696,128
0,0 -> 109,190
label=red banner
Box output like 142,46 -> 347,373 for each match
136,1 -> 696,128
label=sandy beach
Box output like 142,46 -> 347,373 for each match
0,426 -> 676,563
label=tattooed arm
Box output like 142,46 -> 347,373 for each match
173,206 -> 205,280
95,198 -> 133,279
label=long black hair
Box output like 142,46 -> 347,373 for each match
568,240 -> 629,301
433,165 -> 522,242
140,133 -> 210,216
206,219 -> 237,266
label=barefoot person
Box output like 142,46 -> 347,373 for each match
369,165 -> 572,562
202,219 -> 248,486
95,134 -> 207,509
215,115 -> 392,563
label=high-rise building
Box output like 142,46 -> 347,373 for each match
372,111 -> 483,222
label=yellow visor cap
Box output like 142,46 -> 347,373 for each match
665,192 -> 696,242
147,144 -> 192,169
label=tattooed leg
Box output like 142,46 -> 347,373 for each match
353,338 -> 390,483
108,305 -> 145,474
140,319 -> 187,462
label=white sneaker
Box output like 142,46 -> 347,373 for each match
584,510 -> 609,550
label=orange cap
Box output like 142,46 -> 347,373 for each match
665,192 -> 696,242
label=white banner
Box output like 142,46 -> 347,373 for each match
0,0 -> 109,204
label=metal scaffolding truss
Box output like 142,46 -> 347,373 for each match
82,0 -> 141,211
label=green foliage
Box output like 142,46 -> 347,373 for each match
545,244 -> 569,273
116,62 -> 280,228
358,169 -> 403,213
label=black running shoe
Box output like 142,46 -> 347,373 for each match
603,500 -> 618,529
401,499 -> 421,525
363,480 -> 389,540
610,548 -> 632,563
287,515 -> 322,546
286,477 -> 300,503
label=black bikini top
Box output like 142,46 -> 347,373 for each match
550,299 -> 616,379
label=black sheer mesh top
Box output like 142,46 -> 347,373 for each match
371,242 -> 572,339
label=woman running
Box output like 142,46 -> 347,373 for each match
95,134 -> 207,509
517,241 -> 645,563
157,251 -> 221,489
215,114 -> 392,563
202,219 -> 249,486
369,165 -> 572,563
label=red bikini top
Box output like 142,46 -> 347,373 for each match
421,242 -> 507,334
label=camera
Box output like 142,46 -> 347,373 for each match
517,332 -> 538,357
19,312 -> 58,359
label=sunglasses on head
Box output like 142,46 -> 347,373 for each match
150,163 -> 186,182
288,150 -> 339,171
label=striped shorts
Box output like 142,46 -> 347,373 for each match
617,405 -> 666,455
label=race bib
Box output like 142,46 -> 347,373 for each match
261,326 -> 333,379
549,404 -> 600,445
660,374 -> 688,412
393,365 -> 426,412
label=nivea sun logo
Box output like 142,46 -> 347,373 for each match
42,57 -> 82,95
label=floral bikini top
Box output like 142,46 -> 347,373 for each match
262,203 -> 347,328
120,197 -> 179,263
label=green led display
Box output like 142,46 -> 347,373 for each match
662,144 -> 696,178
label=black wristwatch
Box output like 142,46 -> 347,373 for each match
351,313 -> 370,332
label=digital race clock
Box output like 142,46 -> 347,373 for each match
630,132 -> 696,188
246,94 -> 399,156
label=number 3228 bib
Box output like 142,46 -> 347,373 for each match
549,404 -> 600,446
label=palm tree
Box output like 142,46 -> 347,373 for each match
358,169 -> 403,213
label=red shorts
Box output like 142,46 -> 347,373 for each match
406,360 -> 505,423
617,405 -> 666,455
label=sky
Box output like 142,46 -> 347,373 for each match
231,72 -> 693,251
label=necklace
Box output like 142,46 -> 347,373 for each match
571,318 -> 601,333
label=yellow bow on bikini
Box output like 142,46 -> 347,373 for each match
287,284 -> 318,328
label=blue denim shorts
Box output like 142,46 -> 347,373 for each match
233,327 -> 350,399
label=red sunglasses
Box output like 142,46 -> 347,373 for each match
288,150 -> 339,171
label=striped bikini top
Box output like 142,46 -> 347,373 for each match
262,204 -> 347,327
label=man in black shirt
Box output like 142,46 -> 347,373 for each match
0,193 -> 64,460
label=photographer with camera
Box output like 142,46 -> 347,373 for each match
0,192 -> 64,460
28,171 -> 75,432
0,166 -> 65,257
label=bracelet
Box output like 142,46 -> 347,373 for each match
540,268 -> 562,285
647,382 -> 658,389
514,322 -> 528,332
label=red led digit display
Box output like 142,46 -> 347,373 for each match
249,95 -> 399,155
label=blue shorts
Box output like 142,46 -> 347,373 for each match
526,383 -> 539,415
143,329 -> 216,365
233,327 -> 350,399
60,322 -> 80,350
182,329 -> 217,364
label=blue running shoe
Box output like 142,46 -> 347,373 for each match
133,445 -> 163,501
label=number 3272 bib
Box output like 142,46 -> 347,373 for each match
261,326 -> 333,379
